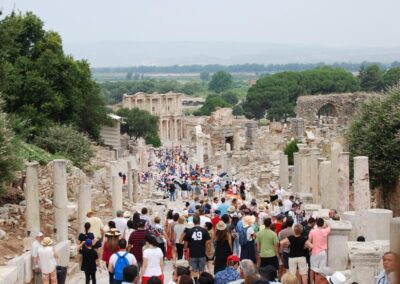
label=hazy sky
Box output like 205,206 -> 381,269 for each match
2,0 -> 400,47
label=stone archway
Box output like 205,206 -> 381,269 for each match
317,103 -> 338,118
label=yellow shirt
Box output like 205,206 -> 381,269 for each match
86,216 -> 104,240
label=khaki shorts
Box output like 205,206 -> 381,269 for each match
289,256 -> 308,275
310,250 -> 327,271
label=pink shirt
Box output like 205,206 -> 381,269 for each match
308,227 -> 331,255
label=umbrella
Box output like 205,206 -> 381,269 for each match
219,172 -> 227,177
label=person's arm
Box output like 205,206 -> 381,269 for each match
228,234 -> 233,252
179,231 -> 186,244
274,236 -> 280,259
140,257 -> 148,279
160,254 -> 164,272
280,238 -> 289,246
53,247 -> 59,259
108,260 -> 114,273
206,239 -> 212,257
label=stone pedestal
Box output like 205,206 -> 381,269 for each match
329,142 -> 343,210
364,209 -> 392,241
354,156 -> 371,211
319,160 -> 332,209
309,148 -> 320,203
78,184 -> 91,232
279,152 -> 289,189
303,204 -> 322,219
301,153 -> 311,193
127,161 -> 133,201
53,159 -> 68,241
390,217 -> 400,252
348,241 -> 381,284
112,176 -> 122,218
327,220 -> 352,271
25,162 -> 40,235
342,211 -> 357,241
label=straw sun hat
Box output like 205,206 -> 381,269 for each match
216,221 -> 227,231
242,215 -> 256,227
41,237 -> 54,246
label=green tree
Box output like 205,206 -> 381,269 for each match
126,71 -> 133,80
347,86 -> 400,203
232,104 -> 244,117
284,140 -> 299,165
194,94 -> 231,116
200,71 -> 210,81
34,124 -> 93,168
180,81 -> 203,95
0,12 -> 107,140
0,106 -> 20,193
221,91 -> 239,105
383,67 -> 400,89
208,71 -> 233,93
358,64 -> 383,92
116,107 -> 160,142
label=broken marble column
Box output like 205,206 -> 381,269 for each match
390,217 -> 400,253
364,209 -> 392,241
293,152 -> 302,192
354,156 -> 371,211
315,157 -> 326,203
329,142 -> 343,210
347,242 -> 381,284
78,183 -> 91,231
309,148 -> 320,203
319,160 -> 332,209
25,161 -> 40,235
300,153 -> 311,193
337,152 -> 350,215
53,159 -> 68,241
279,152 -> 289,189
127,160 -> 133,201
327,220 -> 352,271
132,169 -> 139,202
112,176 -> 122,218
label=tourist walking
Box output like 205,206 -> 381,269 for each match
86,210 -> 104,248
214,255 -> 240,284
140,234 -> 165,284
102,229 -> 121,284
78,222 -> 95,246
239,215 -> 256,264
32,231 -> 44,284
38,237 -> 59,284
256,218 -> 279,270
173,216 -> 186,261
79,239 -> 100,284
128,219 -> 148,266
108,239 -> 137,284
214,221 -> 233,274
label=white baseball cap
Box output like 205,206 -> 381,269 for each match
326,272 -> 346,284
36,231 -> 44,237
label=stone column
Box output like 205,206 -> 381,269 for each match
53,159 -> 68,241
279,152 -> 289,189
326,220 -> 352,271
174,118 -> 178,142
390,217 -> 400,253
127,161 -> 133,201
196,136 -> 204,167
348,242 -> 381,284
329,142 -> 342,210
319,160 -> 332,209
112,176 -> 122,218
25,162 -> 40,235
226,143 -> 231,152
342,211 -> 357,241
354,156 -> 371,211
132,169 -> 139,202
233,126 -> 241,151
78,183 -> 91,232
301,153 -> 311,193
293,152 -> 302,192
337,152 -> 350,215
309,148 -> 320,202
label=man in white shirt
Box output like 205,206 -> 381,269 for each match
109,239 -> 138,283
283,195 -> 294,214
113,210 -> 128,237
212,197 -> 220,212
31,231 -> 43,284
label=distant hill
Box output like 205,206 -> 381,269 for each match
63,41 -> 400,67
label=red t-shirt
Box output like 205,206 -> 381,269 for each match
128,229 -> 148,264
102,241 -> 118,264
275,222 -> 283,235
211,216 -> 220,228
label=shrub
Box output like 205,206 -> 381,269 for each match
284,140 -> 299,165
34,124 -> 94,167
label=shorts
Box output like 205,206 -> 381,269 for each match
289,256 -> 308,275
282,252 -> 289,269
189,257 -> 207,272
310,251 -> 327,271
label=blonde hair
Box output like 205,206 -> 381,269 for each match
178,216 -> 186,224
281,272 -> 299,284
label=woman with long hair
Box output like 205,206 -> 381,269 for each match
214,221 -> 233,274
140,234 -> 164,284
102,229 -> 121,284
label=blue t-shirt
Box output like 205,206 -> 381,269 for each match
218,203 -> 230,216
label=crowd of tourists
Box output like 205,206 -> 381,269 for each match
31,147 -> 398,284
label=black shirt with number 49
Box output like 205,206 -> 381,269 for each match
184,226 -> 210,258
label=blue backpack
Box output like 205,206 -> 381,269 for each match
114,252 -> 129,281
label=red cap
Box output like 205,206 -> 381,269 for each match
227,255 -> 240,262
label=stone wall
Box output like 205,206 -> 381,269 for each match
295,92 -> 379,125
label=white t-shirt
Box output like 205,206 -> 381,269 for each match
143,247 -> 163,277
173,224 -> 186,244
87,216 -> 104,240
31,240 -> 42,267
212,202 -> 219,211
283,199 -> 293,212
109,251 -> 137,269
38,246 -> 57,274
200,215 -> 211,228
113,217 -> 127,236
